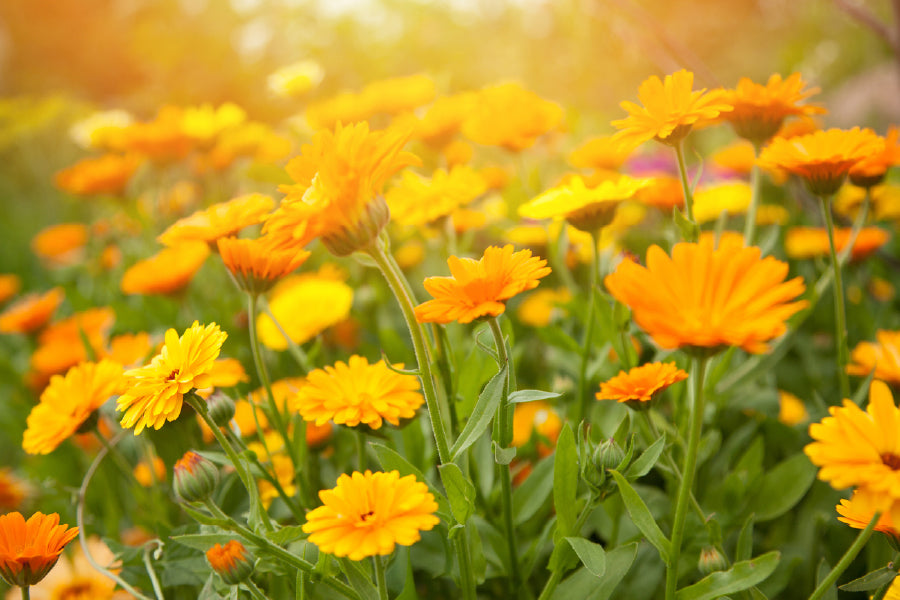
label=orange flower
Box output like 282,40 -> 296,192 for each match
635,176 -> 685,210
133,457 -> 166,487
119,106 -> 194,163
604,236 -> 807,354
850,125 -> 900,188
785,227 -> 889,261
848,331 -> 900,385
157,194 -> 275,247
217,236 -> 311,296
106,332 -> 153,368
0,512 -> 78,587
778,391 -> 809,426
568,136 -> 637,171
415,92 -> 477,147
265,122 -> 419,255
757,128 -> 884,196
597,362 -> 689,407
206,540 -> 253,584
0,275 -> 20,305
512,401 -> 562,455
29,307 -> 115,378
612,69 -> 732,147
415,245 -> 552,324
30,223 -> 89,267
721,73 -> 825,143
837,488 -> 900,541
461,83 -> 564,152
0,288 -> 64,334
54,154 -> 141,196
121,242 -> 210,295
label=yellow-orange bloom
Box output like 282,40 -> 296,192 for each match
133,457 -> 166,487
461,83 -> 564,152
302,470 -> 439,561
635,176 -> 685,210
721,73 -> 825,143
848,331 -> 900,385
293,355 -> 423,429
29,307 -> 115,378
0,512 -> 78,587
30,223 -> 89,267
805,380 -> 900,496
516,288 -> 571,328
17,536 -> 129,600
0,275 -> 20,305
117,321 -> 227,434
23,360 -> 125,455
604,237 -> 807,354
415,245 -> 552,324
612,69 -> 732,147
386,166 -> 487,227
512,401 -> 562,455
54,154 -> 141,196
119,106 -> 194,163
850,126 -> 900,188
519,175 -> 649,232
415,92 -> 477,147
206,540 -> 253,584
217,236 -> 310,295
597,362 -> 689,406
757,128 -> 884,196
0,288 -> 64,335
785,227 -> 889,261
778,391 -> 809,426
836,488 -> 900,541
157,194 -> 275,247
121,242 -> 210,296
568,136 -> 637,171
268,59 -> 324,98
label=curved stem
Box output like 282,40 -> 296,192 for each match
743,145 -> 762,245
808,511 -> 881,600
665,356 -> 710,600
142,543 -> 165,600
818,195 -> 851,399
576,232 -> 601,425
674,141 -> 697,240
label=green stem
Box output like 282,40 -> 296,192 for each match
454,534 -> 477,600
665,356 -> 710,600
818,195 -> 851,399
674,141 -> 697,241
374,555 -> 389,600
871,551 -> 900,600
742,145 -> 762,245
356,430 -> 367,471
244,580 -> 269,600
142,543 -> 165,600
576,232 -> 601,425
808,511 -> 881,600
537,500 -> 596,600
20,587 -> 28,600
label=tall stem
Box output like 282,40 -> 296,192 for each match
674,141 -> 697,241
665,356 -> 710,600
576,232 -> 601,425
818,195 -> 851,399
454,534 -> 477,600
808,511 -> 880,600
743,144 -> 762,244
374,556 -> 389,600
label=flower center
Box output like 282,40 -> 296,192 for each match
882,453 -> 900,470
360,510 -> 376,522
166,369 -> 180,382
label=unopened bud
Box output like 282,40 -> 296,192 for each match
698,547 -> 727,575
173,451 -> 219,503
206,540 -> 254,585
206,393 -> 236,427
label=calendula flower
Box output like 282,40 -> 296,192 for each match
362,74 -> 436,115
520,175 -> 650,232
305,92 -> 375,131
415,245 -> 552,324
778,391 -> 809,426
721,73 -> 825,143
119,106 -> 194,163
23,360 -> 125,455
29,307 -> 115,378
848,331 -> 900,385
415,92 -> 477,148
386,166 -> 487,227
512,401 -> 562,455
785,227 -> 889,260
106,332 -> 153,368
604,236 -> 807,354
54,154 -> 141,196
217,235 -> 310,296
181,102 -> 246,147
265,122 -> 419,255
635,176 -> 685,210
121,242 -> 210,295
516,288 -> 572,327
597,362 -> 689,408
805,380 -> 900,496
158,194 -> 275,247
206,540 -> 254,585
757,128 -> 884,196
268,59 -> 324,98
117,321 -> 227,434
462,83 -> 564,152
302,470 -> 439,561
687,181 -> 752,224
612,69 -> 732,147
837,488 -> 900,547
0,288 -> 64,334
17,536 -> 131,600
293,355 -> 423,429
69,109 -> 133,151
849,125 -> 900,188
0,512 -> 79,587
568,136 -> 638,171
30,223 -> 89,267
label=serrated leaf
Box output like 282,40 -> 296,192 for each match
451,366 -> 507,460
513,454 -> 555,525
625,434 -> 666,479
675,551 -> 780,600
609,470 -> 670,562
565,537 -> 606,577
838,566 -> 898,591
509,389 -> 562,403
439,463 -> 476,525
749,453 -> 817,522
554,423 -> 579,536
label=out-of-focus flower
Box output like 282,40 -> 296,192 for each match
120,241 -> 210,296
0,471 -> 25,511
850,126 -> 900,188
757,128 -> 884,196
520,175 -> 649,232
635,176 -> 685,210
302,470 -> 439,561
363,74 -> 436,116
721,73 -> 825,144
512,401 -> 562,455
0,288 -> 64,334
605,236 -> 807,354
848,331 -> 900,385
612,69 -> 732,147
785,227 -> 889,260
293,356 -> 423,429
206,540 -> 254,585
54,154 -> 141,197
692,181 -> 752,224
305,92 -> 375,131
181,103 -> 246,147
217,235 -> 310,296
106,332 -> 153,368
29,306 -> 115,379
480,166 -> 512,191
23,360 -> 125,455
119,106 -> 194,163
805,380 -> 900,495
207,121 -> 292,169
386,166 -> 486,227
442,139 -> 473,167
0,512 -> 78,587
516,288 -> 571,327
778,391 -> 809,426
194,358 -> 249,400
415,245 -> 551,324
597,362 -> 689,409
416,93 -> 478,148
268,60 -> 325,98
568,136 -> 638,171
158,194 -> 275,247
462,83 -> 564,152
133,456 -> 166,487
69,109 -> 133,151
0,275 -> 20,305
258,454 -> 296,509
117,321 -> 227,434
30,223 -> 89,267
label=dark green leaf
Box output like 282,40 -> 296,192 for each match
675,551 -> 780,600
749,453 -> 817,522
610,470 -> 670,562
339,558 -> 380,600
625,434 -> 666,479
509,389 -> 563,403
439,463 -> 476,525
565,537 -> 606,577
838,566 -> 898,591
451,366 -> 507,460
736,514 -> 755,562
552,542 -> 638,600
554,423 -> 579,536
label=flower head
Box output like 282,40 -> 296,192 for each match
121,242 -> 210,296
54,154 -> 141,196
158,194 -> 275,247
836,488 -> 900,541
0,512 -> 78,587
29,307 -> 115,379
206,540 -> 254,585
174,451 -> 219,502
0,275 -> 20,305
785,226 -> 889,261
0,288 -> 64,335
848,331 -> 900,385
850,126 -> 900,188
117,321 -> 227,434
415,245 -> 552,324
293,355 -> 423,429
597,362 -> 689,408
612,69 -> 732,147
604,236 -> 807,354
691,181 -> 752,224
721,73 -> 825,143
519,175 -> 650,231
19,536 -> 127,600
217,236 -> 310,296
461,83 -> 563,152
302,470 -> 439,560
385,166 -> 487,227
415,92 -> 477,147
568,136 -> 637,171
30,223 -> 89,268
778,391 -> 809,426
512,401 -> 562,454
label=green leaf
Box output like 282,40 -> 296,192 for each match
509,389 -> 562,403
492,441 -> 516,465
675,551 -> 780,600
625,434 -> 666,479
170,533 -> 239,552
673,206 -> 700,241
609,470 -> 670,562
339,558 -> 380,600
371,442 -> 451,521
565,537 -> 606,577
838,566 -> 898,591
512,454 -> 555,525
451,366 -> 508,460
438,463 -> 476,525
736,514 -> 755,562
552,542 -> 637,600
265,525 -> 306,546
749,453 -> 817,522
554,423 -> 579,536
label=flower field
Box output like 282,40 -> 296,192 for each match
3,1 -> 900,598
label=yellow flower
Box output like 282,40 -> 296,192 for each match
604,236 -> 807,354
181,102 -> 246,146
29,307 -> 115,379
512,401 -> 562,454
120,242 -> 210,296
0,512 -> 79,587
258,454 -> 296,509
805,380 -> 900,496
721,73 -> 825,143
267,60 -> 324,98
302,470 -> 439,560
386,166 -> 487,227
362,74 -> 436,116
69,109 -> 133,151
836,488 -> 900,538
785,227 -> 889,261
158,194 -> 275,247
516,288 -> 571,327
0,288 -> 64,335
117,321 -> 227,434
194,358 -> 250,399
30,223 -> 88,267
597,362 -> 689,407
462,83 -> 564,152
415,92 -> 478,148
415,245 -> 552,324
217,235 -> 310,296
612,69 -> 732,147
691,181 -> 752,224
848,331 -> 900,385
850,125 -> 900,188
777,391 -> 809,426
119,106 -> 194,163
293,355 -> 423,429
133,457 -> 166,487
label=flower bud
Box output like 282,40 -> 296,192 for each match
593,438 -> 626,473
206,540 -> 255,585
206,393 -> 236,427
697,547 -> 727,575
173,451 -> 219,503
